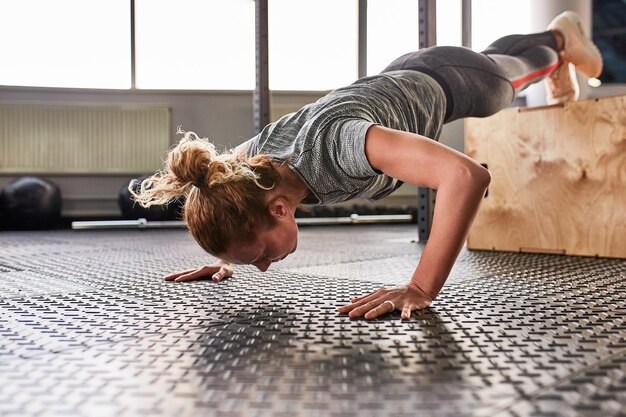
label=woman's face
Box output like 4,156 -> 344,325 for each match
220,213 -> 298,272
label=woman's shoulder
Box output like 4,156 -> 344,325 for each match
232,138 -> 253,159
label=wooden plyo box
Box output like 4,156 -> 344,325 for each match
465,95 -> 626,259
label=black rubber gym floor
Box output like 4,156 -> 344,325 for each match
1,225 -> 625,417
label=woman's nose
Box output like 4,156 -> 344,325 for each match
254,260 -> 271,272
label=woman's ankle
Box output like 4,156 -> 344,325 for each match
550,29 -> 565,52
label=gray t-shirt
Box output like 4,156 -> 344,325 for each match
239,69 -> 446,205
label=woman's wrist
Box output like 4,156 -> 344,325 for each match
409,281 -> 436,302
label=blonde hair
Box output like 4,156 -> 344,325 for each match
130,130 -> 281,255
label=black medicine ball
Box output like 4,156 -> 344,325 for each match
0,176 -> 62,230
118,175 -> 184,221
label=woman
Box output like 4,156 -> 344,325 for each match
132,11 -> 602,320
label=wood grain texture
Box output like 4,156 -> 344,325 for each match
465,95 -> 626,259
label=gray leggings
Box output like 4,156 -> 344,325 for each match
383,31 -> 559,122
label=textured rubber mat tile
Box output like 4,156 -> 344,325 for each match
284,255 -> 419,286
0,227 -> 625,417
0,328 -> 214,417
0,322 -> 512,417
0,290 -> 226,359
0,261 -> 22,273
284,251 -> 516,285
274,225 -> 421,269
501,352 -> 626,417
289,247 -> 626,288
0,270 -> 95,297
455,249 -> 626,276
159,271 -> 624,414
0,252 -> 212,295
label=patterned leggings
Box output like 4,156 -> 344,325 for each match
382,31 -> 560,122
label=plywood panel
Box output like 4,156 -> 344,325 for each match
465,95 -> 626,259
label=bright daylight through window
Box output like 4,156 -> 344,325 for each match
0,0 -> 532,91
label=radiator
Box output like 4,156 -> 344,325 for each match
0,104 -> 170,174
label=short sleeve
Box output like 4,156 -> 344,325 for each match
334,118 -> 380,178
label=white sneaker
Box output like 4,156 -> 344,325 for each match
548,11 -> 603,78
545,61 -> 579,105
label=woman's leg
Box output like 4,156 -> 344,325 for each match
382,32 -> 560,123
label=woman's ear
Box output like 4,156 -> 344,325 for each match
268,198 -> 288,218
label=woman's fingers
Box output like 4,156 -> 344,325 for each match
170,266 -> 215,282
348,298 -> 396,319
338,288 -> 386,313
164,268 -> 198,281
346,300 -> 377,317
339,284 -> 433,320
165,263 -> 235,283
212,266 -> 233,282
400,301 -> 431,319
363,300 -> 396,320
174,269 -> 208,282
401,304 -> 414,320
338,294 -> 378,314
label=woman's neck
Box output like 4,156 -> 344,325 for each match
271,162 -> 310,207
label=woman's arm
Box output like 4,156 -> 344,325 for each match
338,125 -> 490,319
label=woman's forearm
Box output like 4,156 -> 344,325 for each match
410,167 -> 491,299
361,125 -> 491,299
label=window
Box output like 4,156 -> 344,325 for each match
268,0 -> 358,91
0,0 -> 130,89
134,0 -> 255,90
471,0 -> 531,52
0,0 -> 535,91
436,0 -> 462,47
367,0 -> 463,76
367,0 -> 420,75
593,0 -> 626,84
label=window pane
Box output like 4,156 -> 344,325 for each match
135,0 -> 255,90
437,0 -> 462,46
367,0 -> 420,76
269,0 -> 358,91
472,0 -> 532,52
0,0 -> 130,89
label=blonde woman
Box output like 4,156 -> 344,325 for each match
133,12 -> 601,320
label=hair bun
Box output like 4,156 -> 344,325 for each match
168,131 -> 215,188
129,129 -> 274,209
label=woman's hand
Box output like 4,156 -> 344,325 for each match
337,283 -> 433,320
165,261 -> 234,283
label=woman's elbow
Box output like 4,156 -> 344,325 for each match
452,162 -> 491,190
475,165 -> 491,188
